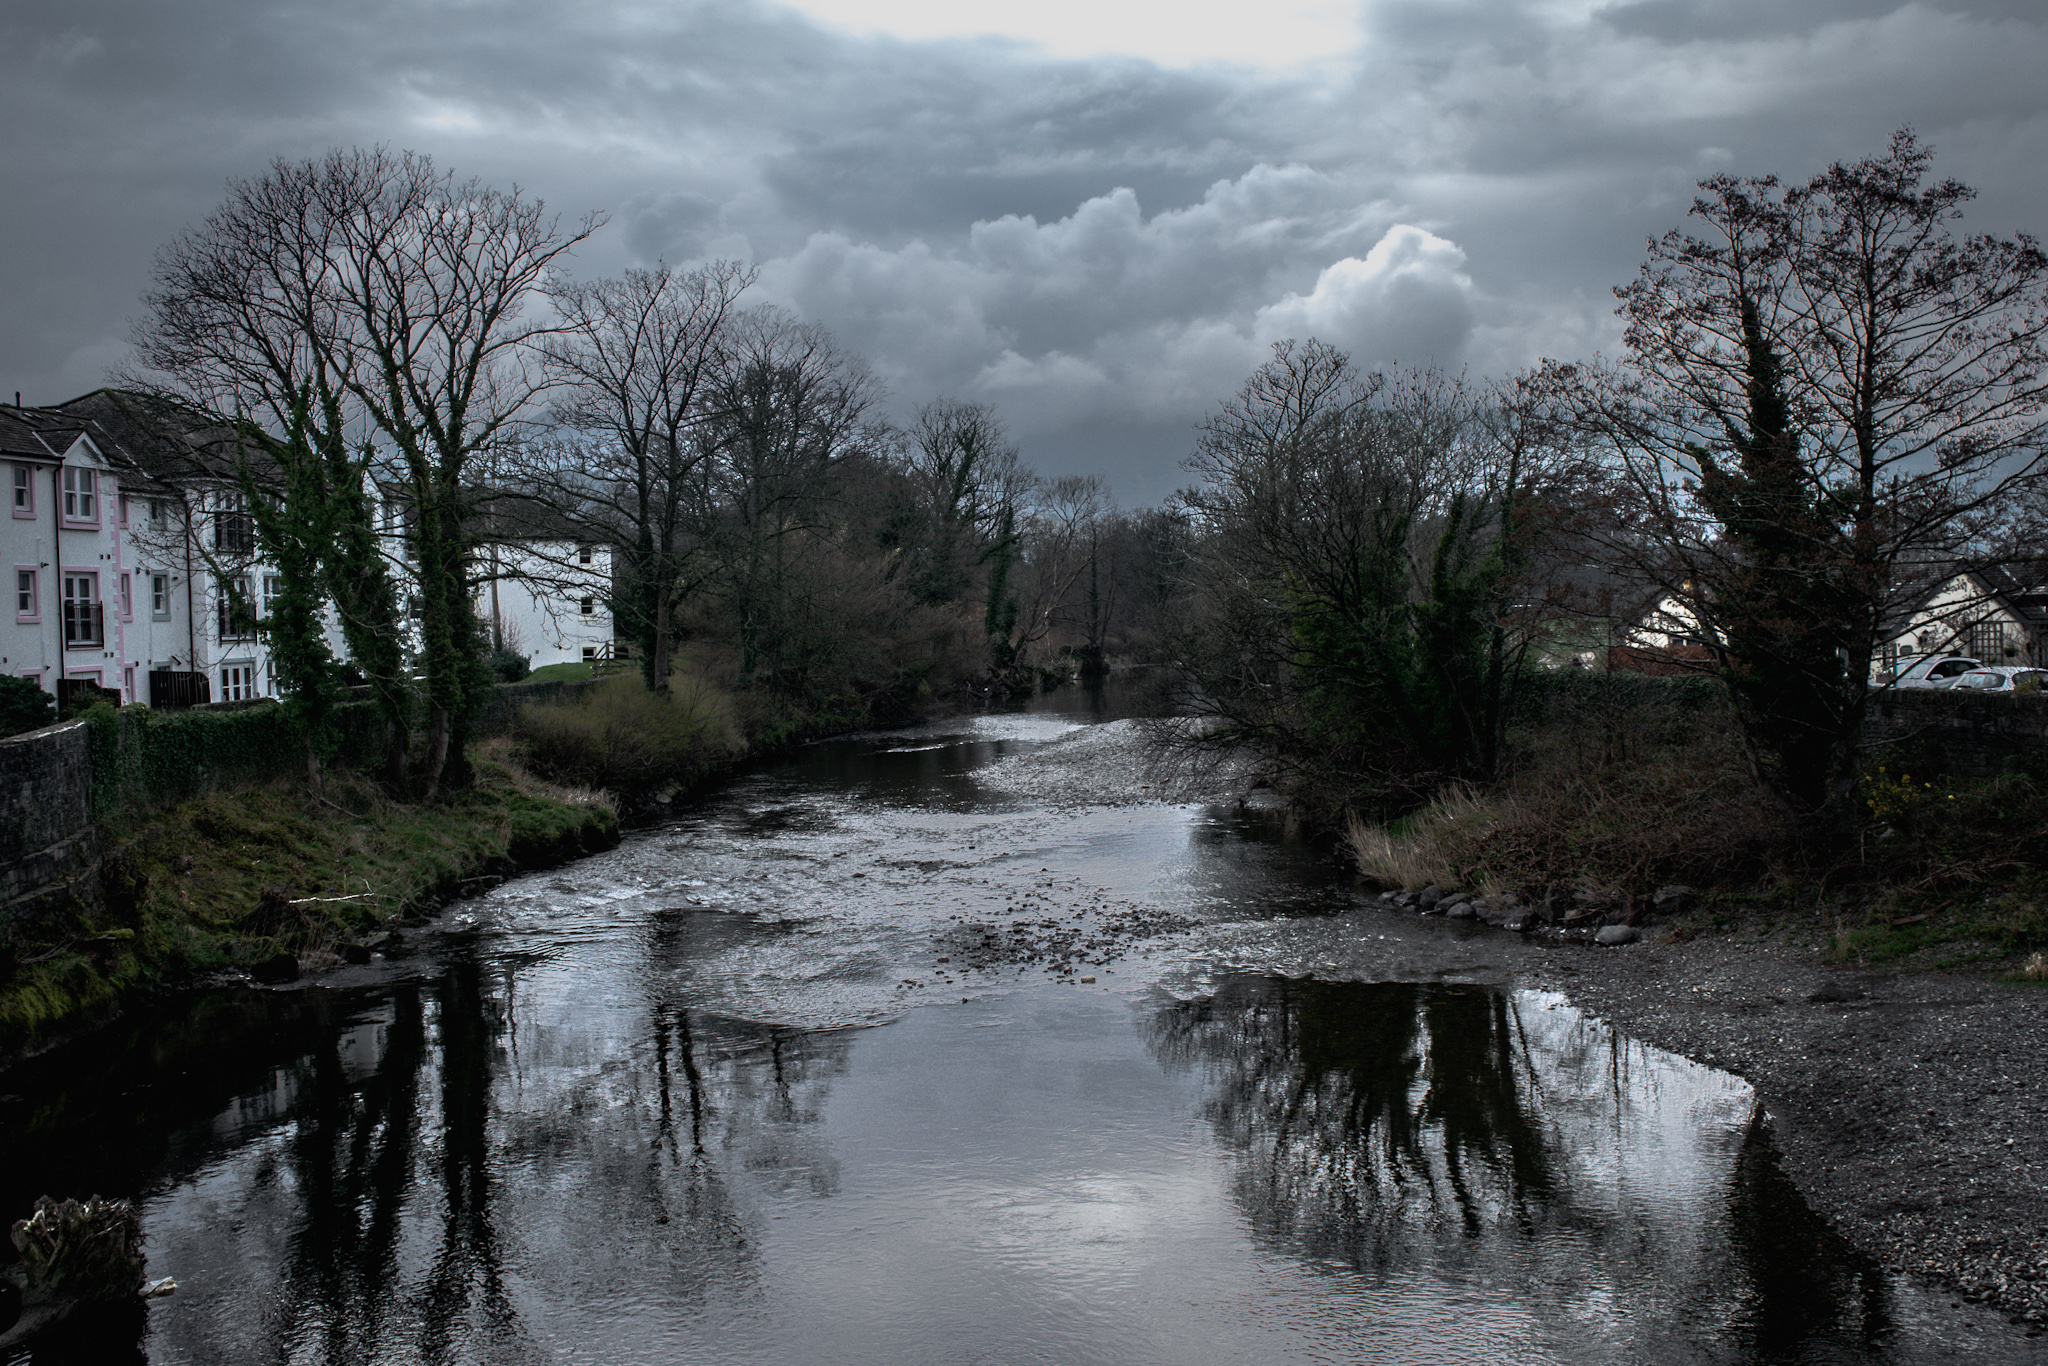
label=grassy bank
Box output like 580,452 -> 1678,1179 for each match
0,750 -> 617,1064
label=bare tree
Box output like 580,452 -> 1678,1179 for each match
901,399 -> 1026,607
701,308 -> 878,691
536,261 -> 756,691
1175,344 -> 1566,813
999,473 -> 1109,680
1565,129 -> 2048,812
139,147 -> 598,792
133,159 -> 408,777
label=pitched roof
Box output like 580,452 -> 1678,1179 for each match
0,403 -> 88,461
48,387 -> 256,487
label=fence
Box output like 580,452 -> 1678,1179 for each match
1862,687 -> 2048,779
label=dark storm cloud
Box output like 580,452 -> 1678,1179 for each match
1,0 -> 2044,504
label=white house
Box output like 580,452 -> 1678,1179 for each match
0,405 -> 159,704
1616,565 -> 2047,682
1874,567 -> 2045,679
2,390 -> 622,710
478,539 -> 617,668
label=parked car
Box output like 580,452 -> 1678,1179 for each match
1887,655 -> 1983,689
1951,666 -> 2048,693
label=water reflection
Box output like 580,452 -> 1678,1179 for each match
1149,976 -> 1897,1361
1150,980 -> 1563,1263
0,953 -> 859,1364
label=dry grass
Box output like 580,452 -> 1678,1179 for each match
1345,706 -> 1790,901
517,669 -> 741,795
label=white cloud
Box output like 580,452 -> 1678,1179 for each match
753,178 -> 1492,454
1252,225 -> 1476,367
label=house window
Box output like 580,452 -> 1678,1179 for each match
15,569 -> 37,621
118,493 -> 129,526
151,574 -> 171,619
578,544 -> 594,565
123,665 -> 135,701
11,465 -> 30,517
582,646 -> 598,662
407,594 -> 423,620
62,574 -> 102,647
218,576 -> 257,640
263,575 -> 282,618
221,663 -> 255,702
1968,621 -> 2009,660
214,491 -> 254,554
62,467 -> 96,522
118,573 -> 132,619
579,596 -> 595,616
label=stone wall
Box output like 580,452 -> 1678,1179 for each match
0,721 -> 100,945
471,674 -> 609,736
1862,688 -> 2048,779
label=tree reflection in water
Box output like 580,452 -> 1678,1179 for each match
1151,978 -> 1562,1267
1149,975 -> 1897,1358
113,935 -> 852,1365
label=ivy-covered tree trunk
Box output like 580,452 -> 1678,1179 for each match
315,409 -> 410,787
981,505 -> 1019,678
238,391 -> 339,794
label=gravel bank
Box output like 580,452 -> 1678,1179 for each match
1508,927 -> 2048,1335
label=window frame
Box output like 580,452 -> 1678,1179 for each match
151,573 -> 171,620
220,662 -> 256,703
10,464 -> 33,519
212,490 -> 254,555
1969,620 -> 2010,660
60,466 -> 99,527
14,566 -> 39,623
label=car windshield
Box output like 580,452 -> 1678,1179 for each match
1957,672 -> 2003,688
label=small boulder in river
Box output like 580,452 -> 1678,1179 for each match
1446,903 -> 1478,921
1595,924 -> 1641,947
1418,885 -> 1445,909
1504,912 -> 1537,932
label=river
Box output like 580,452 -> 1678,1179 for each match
0,684 -> 2034,1364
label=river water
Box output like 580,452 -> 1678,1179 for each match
0,686 -> 2035,1364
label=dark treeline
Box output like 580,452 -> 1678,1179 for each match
128,132 -> 2048,831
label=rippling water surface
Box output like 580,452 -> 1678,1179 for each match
0,685 -> 2033,1364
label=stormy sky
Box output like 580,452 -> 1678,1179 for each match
3,0 -> 2044,504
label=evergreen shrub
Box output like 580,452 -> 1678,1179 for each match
0,674 -> 56,738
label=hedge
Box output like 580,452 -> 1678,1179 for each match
84,698 -> 392,822
78,675 -> 610,823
